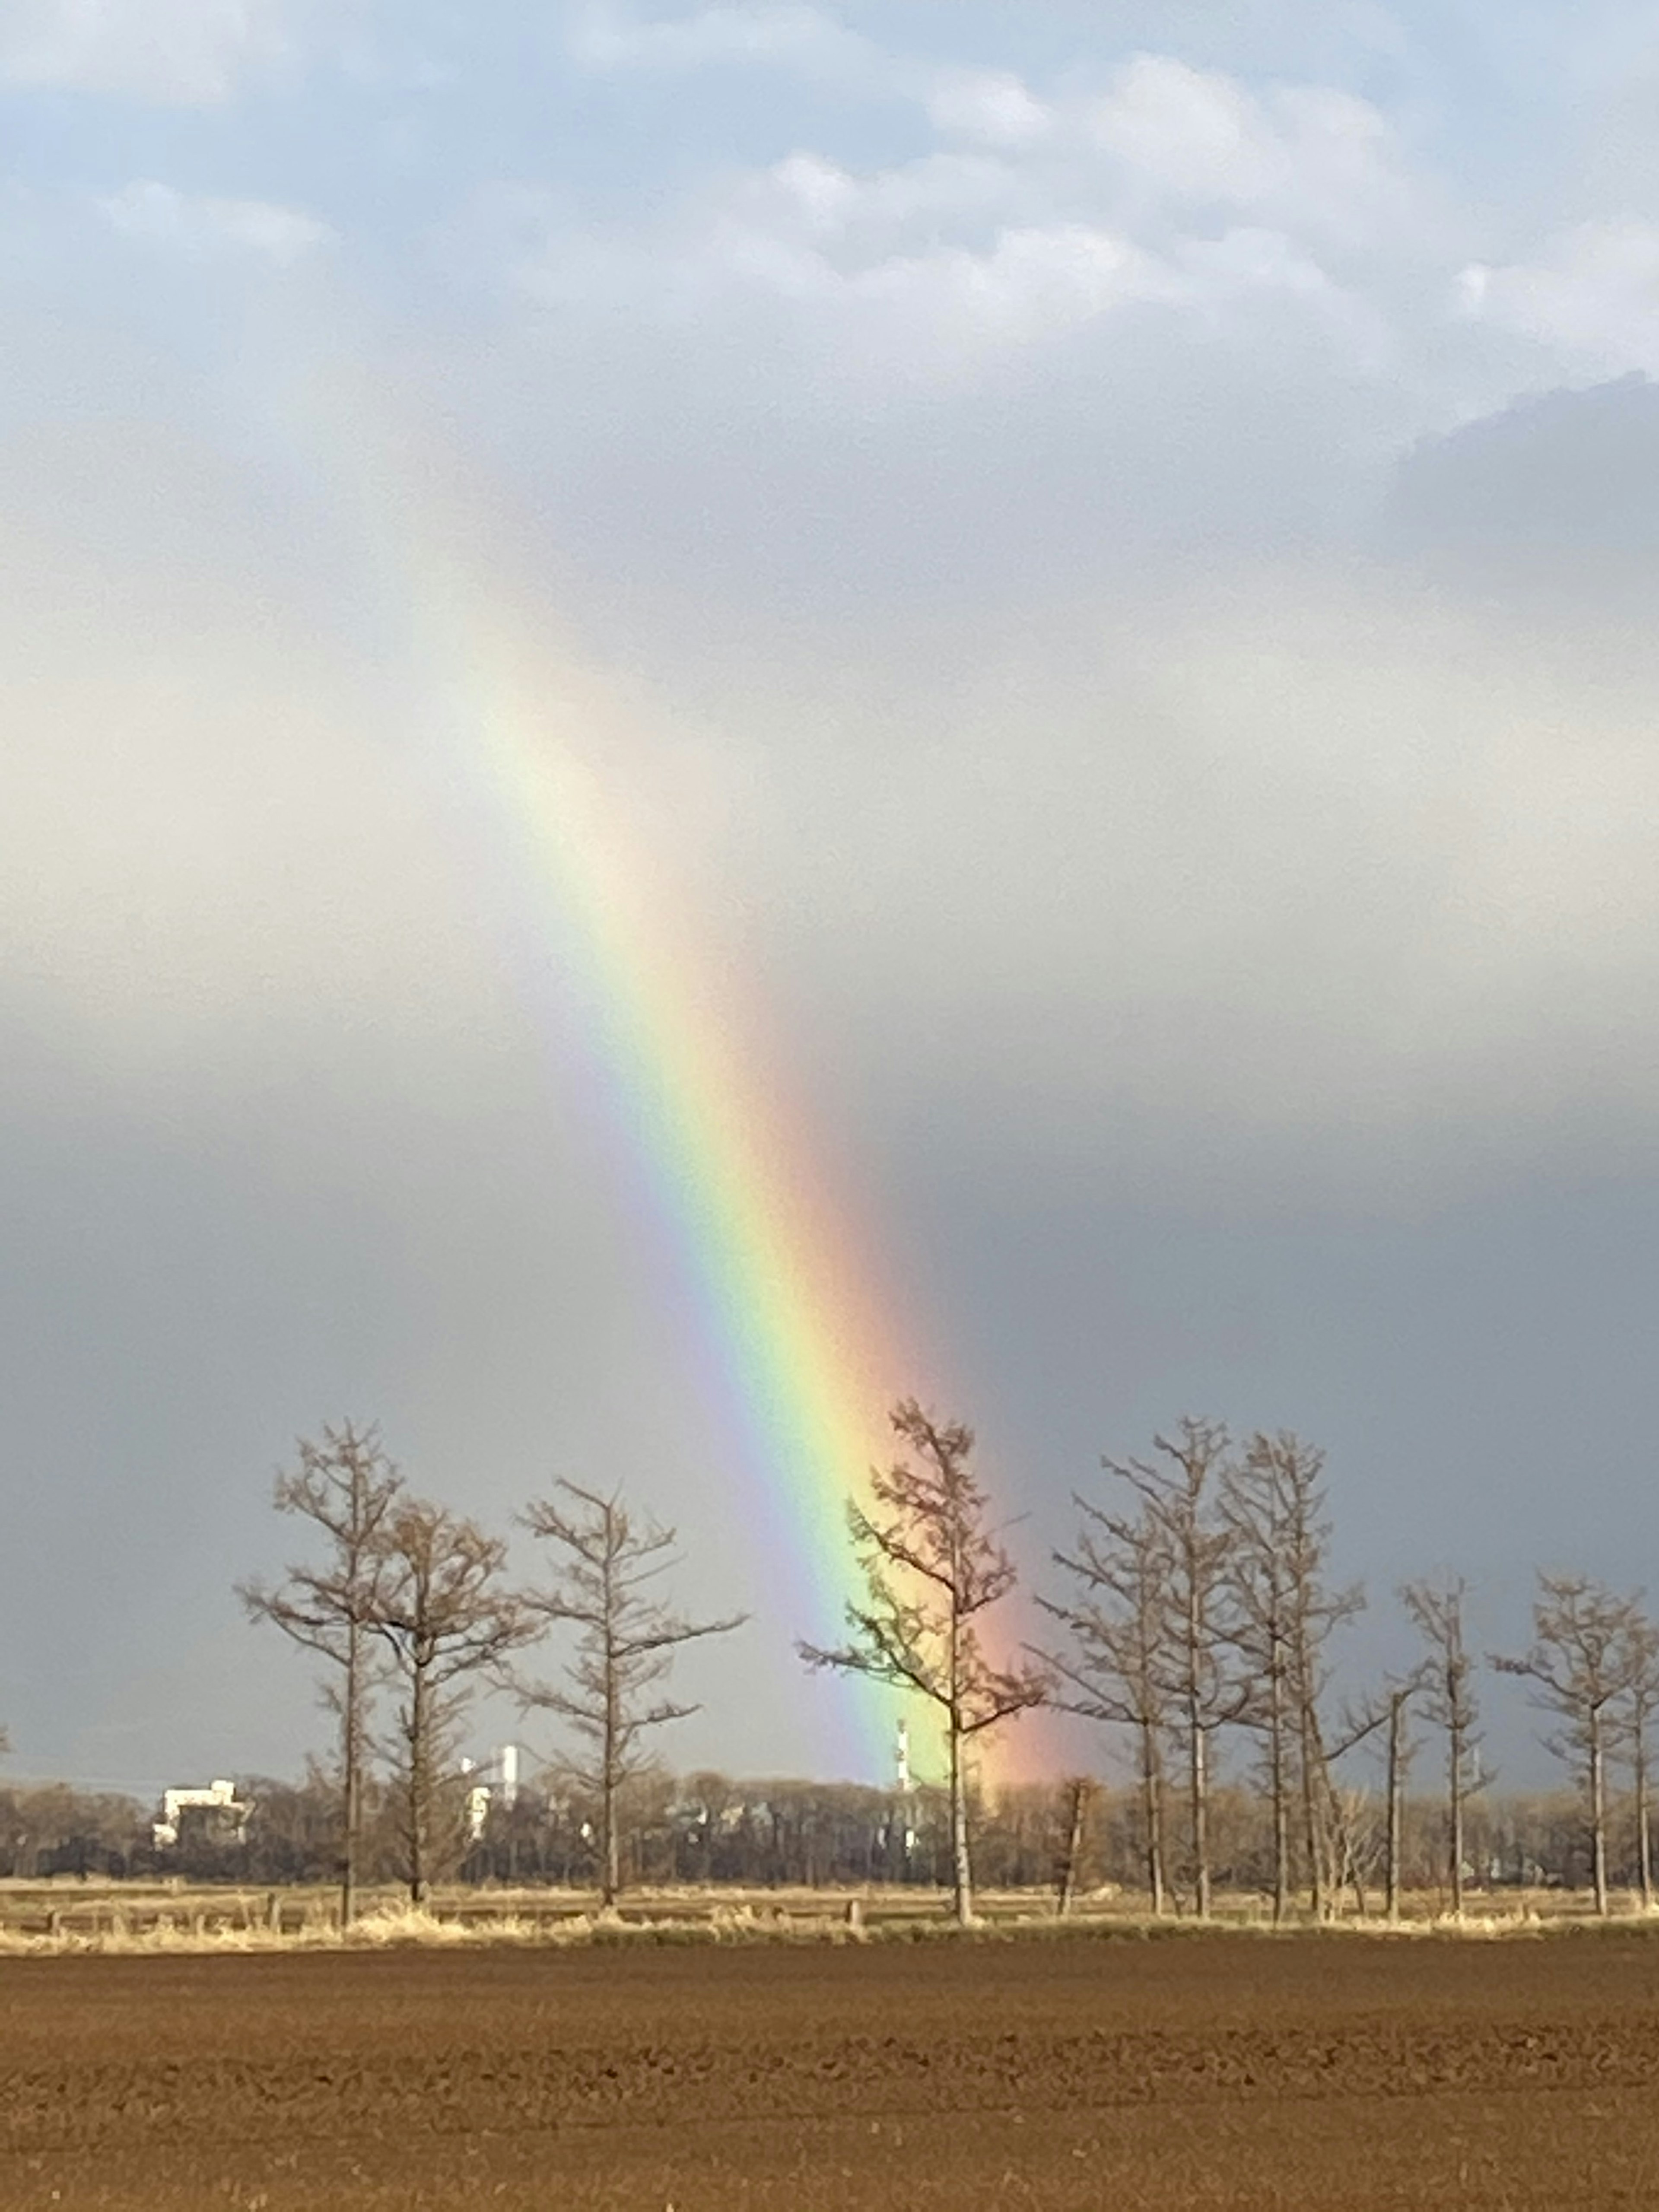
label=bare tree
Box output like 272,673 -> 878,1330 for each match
1494,1575 -> 1640,1918
799,1400 -> 1050,1926
517,1482 -> 745,1907
1230,1433 -> 1354,1920
370,1500 -> 534,1905
1221,1446 -> 1295,1922
1223,1434 -> 1362,1921
1039,1493 -> 1172,1915
1402,1577 -> 1482,1919
238,1420 -> 403,1925
1112,1418 -> 1240,1920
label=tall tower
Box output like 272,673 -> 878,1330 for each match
895,1716 -> 917,1862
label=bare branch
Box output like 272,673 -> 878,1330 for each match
517,1480 -> 745,1904
797,1398 -> 1050,1926
371,1498 -> 535,1904
236,1420 -> 403,1923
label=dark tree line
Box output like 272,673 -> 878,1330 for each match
11,1763 -> 1656,1909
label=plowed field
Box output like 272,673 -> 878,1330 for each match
6,1932 -> 1659,2207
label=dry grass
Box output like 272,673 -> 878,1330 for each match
0,1880 -> 1655,1956
0,1891 -> 871,1957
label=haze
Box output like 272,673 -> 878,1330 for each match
5,1 -> 1659,1792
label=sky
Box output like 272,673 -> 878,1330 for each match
6,0 -> 1659,1797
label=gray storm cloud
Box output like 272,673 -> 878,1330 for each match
7,371 -> 1659,1792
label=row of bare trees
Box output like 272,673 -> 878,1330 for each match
1038,1420 -> 1375,1924
240,1423 -> 743,1917
1031,1420 -> 1659,1924
801,1408 -> 1374,1923
233,1405 -> 1659,1928
801,1407 -> 1659,1925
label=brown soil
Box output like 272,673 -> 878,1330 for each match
6,1933 -> 1659,2207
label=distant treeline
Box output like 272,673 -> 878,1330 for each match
0,1770 -> 1633,1905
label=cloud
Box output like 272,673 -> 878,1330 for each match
1387,373 -> 1659,567
0,615 -> 469,1102
0,0 -> 312,104
485,48 -> 1411,391
688,554 -> 1659,1195
99,179 -> 334,264
1461,222 -> 1659,379
562,18 -> 1416,251
925,68 -> 1053,150
0,419 -> 488,1111
566,2 -> 882,83
14,0 -> 1659,1804
1087,54 -> 1413,253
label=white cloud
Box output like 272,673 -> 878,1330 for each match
100,180 -> 334,264
499,180 -> 1174,385
838,221 -> 1172,362
567,2 -> 880,82
763,146 -> 1020,244
1088,54 -> 1413,251
0,0 -> 308,104
1461,223 -> 1659,378
926,68 -> 1054,149
564,14 -> 1416,262
495,49 -> 1407,389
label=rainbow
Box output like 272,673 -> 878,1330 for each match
386,507 -> 919,1775
323,418 -> 1053,1786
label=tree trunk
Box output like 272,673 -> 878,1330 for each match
601,1780 -> 620,1909
1139,1719 -> 1166,1916
1300,1703 -> 1325,1921
1590,1707 -> 1608,1917
1189,1712 -> 1211,1920
1638,1730 -> 1653,1911
1269,1642 -> 1289,1926
1057,1780 -> 1089,1917
1386,1692 -> 1405,1928
407,1659 -> 429,1907
1448,1715 -> 1465,1920
600,1632 -> 620,1908
1328,1769 -> 1365,1917
949,1715 -> 974,1925
341,1619 -> 361,1929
